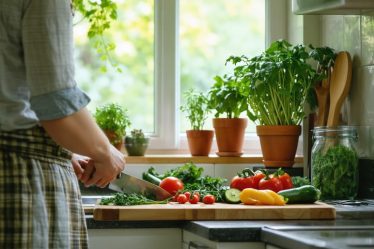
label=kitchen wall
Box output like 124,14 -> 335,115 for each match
320,11 -> 374,159
287,3 -> 374,159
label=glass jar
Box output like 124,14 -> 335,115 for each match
311,126 -> 359,200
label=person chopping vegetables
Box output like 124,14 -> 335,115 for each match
0,0 -> 125,248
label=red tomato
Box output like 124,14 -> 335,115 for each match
189,194 -> 199,204
230,176 -> 243,189
192,191 -> 200,201
252,171 -> 265,189
278,172 -> 293,190
159,177 -> 184,195
202,194 -> 215,204
177,194 -> 188,204
184,191 -> 191,200
258,176 -> 283,193
230,176 -> 255,190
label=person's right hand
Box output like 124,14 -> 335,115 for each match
80,144 -> 125,188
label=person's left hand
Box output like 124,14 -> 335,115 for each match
71,154 -> 90,180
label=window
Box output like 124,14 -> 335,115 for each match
74,0 -> 285,152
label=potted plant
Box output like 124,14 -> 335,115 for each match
229,40 -> 320,167
124,129 -> 149,156
94,103 -> 131,150
180,89 -> 214,156
207,75 -> 248,157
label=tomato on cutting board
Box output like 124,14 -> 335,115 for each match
258,175 -> 283,193
159,176 -> 184,195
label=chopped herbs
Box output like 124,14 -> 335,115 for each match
100,193 -> 168,206
312,144 -> 358,200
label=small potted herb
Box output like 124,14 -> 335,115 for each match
124,129 -> 149,156
229,40 -> 322,167
94,103 -> 131,150
180,89 -> 213,156
207,74 -> 248,157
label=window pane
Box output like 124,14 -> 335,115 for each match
74,0 -> 155,133
179,0 -> 265,132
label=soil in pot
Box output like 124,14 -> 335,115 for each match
256,125 -> 301,167
213,118 -> 247,157
186,130 -> 214,156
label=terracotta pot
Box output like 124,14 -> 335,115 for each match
104,130 -> 124,151
213,118 -> 248,157
186,130 -> 214,156
256,125 -> 301,167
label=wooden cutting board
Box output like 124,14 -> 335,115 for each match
93,202 -> 335,221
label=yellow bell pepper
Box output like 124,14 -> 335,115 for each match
239,188 -> 286,205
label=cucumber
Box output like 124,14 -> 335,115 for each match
278,185 -> 321,204
224,188 -> 241,204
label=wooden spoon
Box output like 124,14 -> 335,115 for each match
327,51 -> 352,127
315,71 -> 331,126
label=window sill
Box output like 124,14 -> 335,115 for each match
124,153 -> 304,164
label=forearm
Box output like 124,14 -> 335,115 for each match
40,107 -> 111,161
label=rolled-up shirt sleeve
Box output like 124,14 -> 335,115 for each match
22,0 -> 90,120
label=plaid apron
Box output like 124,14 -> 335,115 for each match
0,126 -> 88,249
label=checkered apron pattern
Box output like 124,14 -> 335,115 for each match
0,126 -> 88,249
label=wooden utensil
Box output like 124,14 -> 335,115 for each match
315,73 -> 331,126
327,51 -> 352,127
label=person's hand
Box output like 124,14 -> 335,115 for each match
71,154 -> 90,180
80,145 -> 125,188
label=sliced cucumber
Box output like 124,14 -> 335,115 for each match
224,188 -> 241,204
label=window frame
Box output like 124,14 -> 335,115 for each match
148,0 -> 288,152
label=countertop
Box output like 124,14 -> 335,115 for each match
86,204 -> 374,249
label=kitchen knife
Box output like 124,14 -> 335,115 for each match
109,173 -> 172,201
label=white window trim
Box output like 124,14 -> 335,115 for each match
148,0 -> 289,152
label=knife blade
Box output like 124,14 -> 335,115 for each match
109,173 -> 172,201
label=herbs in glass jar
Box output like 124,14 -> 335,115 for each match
311,127 -> 359,200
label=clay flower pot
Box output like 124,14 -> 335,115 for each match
186,130 -> 214,156
213,118 -> 248,157
256,125 -> 301,167
104,130 -> 124,151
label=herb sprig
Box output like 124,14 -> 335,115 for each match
100,193 -> 168,206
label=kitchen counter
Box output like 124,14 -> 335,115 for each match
86,203 -> 374,249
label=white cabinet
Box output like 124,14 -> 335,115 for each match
265,244 -> 283,249
88,228 -> 182,249
182,230 -> 265,249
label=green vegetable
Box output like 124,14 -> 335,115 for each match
143,162 -> 204,184
142,163 -> 228,202
180,89 -> 210,130
312,144 -> 358,200
291,176 -> 310,188
224,188 -> 241,204
278,185 -> 321,204
100,193 -> 168,206
142,172 -> 162,185
183,176 -> 228,202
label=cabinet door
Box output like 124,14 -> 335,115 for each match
88,228 -> 182,249
183,230 -> 265,249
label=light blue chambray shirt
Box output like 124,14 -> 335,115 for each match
0,0 -> 90,131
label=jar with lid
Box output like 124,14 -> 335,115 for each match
311,126 -> 359,200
